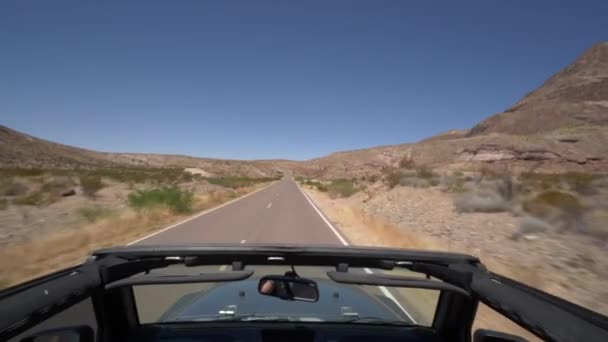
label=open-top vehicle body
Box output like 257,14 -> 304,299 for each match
1,244 -> 607,342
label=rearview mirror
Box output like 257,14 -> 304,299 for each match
258,275 -> 319,302
473,329 -> 527,342
21,325 -> 94,342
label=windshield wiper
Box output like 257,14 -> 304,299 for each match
339,316 -> 417,326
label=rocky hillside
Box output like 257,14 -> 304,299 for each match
0,125 -> 114,168
0,125 -> 290,177
468,42 -> 608,136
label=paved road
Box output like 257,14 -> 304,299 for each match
133,177 -> 343,245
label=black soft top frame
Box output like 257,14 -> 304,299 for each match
2,244 -> 608,342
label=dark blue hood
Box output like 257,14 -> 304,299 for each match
160,279 -> 404,322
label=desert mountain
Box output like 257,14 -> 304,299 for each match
302,43 -> 608,178
2,43 -> 607,177
468,42 -> 608,136
0,125 -> 293,177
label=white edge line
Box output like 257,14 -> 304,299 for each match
295,184 -> 349,245
295,182 -> 417,324
127,182 -> 275,245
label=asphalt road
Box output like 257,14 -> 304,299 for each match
132,177 -> 343,245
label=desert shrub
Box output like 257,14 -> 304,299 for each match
518,172 -> 600,195
41,176 -> 74,193
519,172 -> 561,190
400,176 -> 430,188
1,181 -> 29,196
398,157 -> 416,169
416,167 -> 436,179
522,190 -> 584,231
368,175 -> 379,183
454,192 -> 510,213
79,175 -> 105,197
128,187 -> 194,213
494,176 -> 516,201
327,179 -> 359,198
440,175 -> 466,193
303,179 -> 326,193
13,191 -> 57,207
384,169 -> 402,189
523,191 -> 583,215
295,176 -> 304,182
0,198 -> 7,210
561,172 -> 599,195
78,206 -> 111,222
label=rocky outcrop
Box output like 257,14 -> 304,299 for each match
455,145 -> 602,165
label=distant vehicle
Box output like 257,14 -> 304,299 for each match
1,245 -> 607,342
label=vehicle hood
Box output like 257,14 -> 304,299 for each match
159,279 -> 405,322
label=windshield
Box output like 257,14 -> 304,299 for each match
133,264 -> 440,327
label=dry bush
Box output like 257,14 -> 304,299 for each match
383,168 -> 402,189
0,198 -> 7,210
519,172 -> 602,195
128,187 -> 194,213
415,167 -> 436,180
327,179 -> 359,198
1,180 -> 29,196
398,157 -> 416,169
13,190 -> 58,207
561,172 -> 599,195
79,175 -> 105,198
454,176 -> 518,214
78,206 -> 112,222
522,190 -> 584,231
41,176 -> 74,194
440,174 -> 467,193
400,176 -> 431,188
454,192 -> 510,213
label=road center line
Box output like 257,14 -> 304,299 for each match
267,202 -> 272,208
295,181 -> 417,323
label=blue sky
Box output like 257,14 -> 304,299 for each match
1,1 -> 607,160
